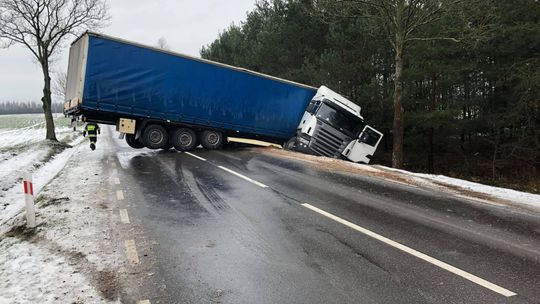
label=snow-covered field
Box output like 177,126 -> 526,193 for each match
0,114 -> 75,150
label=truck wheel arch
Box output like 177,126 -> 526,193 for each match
284,137 -> 297,151
126,134 -> 145,149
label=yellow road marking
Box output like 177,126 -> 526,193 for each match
119,209 -> 130,224
228,137 -> 282,148
137,300 -> 151,304
124,240 -> 139,265
116,190 -> 124,200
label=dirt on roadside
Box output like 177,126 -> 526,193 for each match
255,147 -> 535,212
255,147 -> 413,183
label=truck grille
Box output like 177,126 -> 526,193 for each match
310,122 -> 349,158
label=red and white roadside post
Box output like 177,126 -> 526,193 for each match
22,173 -> 36,228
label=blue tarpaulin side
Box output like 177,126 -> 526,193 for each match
81,35 -> 316,140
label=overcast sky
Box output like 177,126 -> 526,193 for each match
0,0 -> 256,102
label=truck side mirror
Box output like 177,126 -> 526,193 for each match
306,99 -> 322,114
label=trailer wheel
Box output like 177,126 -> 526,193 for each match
171,128 -> 197,151
125,134 -> 145,149
200,130 -> 224,150
142,124 -> 168,149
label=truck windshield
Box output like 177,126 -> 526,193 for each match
316,103 -> 363,137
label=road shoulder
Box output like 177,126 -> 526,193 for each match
257,147 -> 540,213
0,141 -> 125,303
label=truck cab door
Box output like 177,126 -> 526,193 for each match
297,99 -> 321,135
342,125 -> 383,163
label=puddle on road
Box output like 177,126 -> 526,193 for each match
116,151 -> 155,169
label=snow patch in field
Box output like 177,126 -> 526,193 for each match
0,149 -> 45,180
0,126 -> 72,149
0,122 -> 44,136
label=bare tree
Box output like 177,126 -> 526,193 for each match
157,37 -> 170,50
52,71 -> 68,102
314,0 -> 461,168
0,0 -> 109,141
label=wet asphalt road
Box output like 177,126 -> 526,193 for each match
102,127 -> 540,304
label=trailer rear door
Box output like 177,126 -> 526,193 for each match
64,34 -> 89,113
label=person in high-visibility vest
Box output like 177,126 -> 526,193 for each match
83,123 -> 100,150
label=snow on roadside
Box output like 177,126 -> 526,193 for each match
377,166 -> 540,208
38,135 -> 122,269
259,147 -> 539,210
0,126 -> 123,303
0,114 -> 86,233
0,238 -> 106,304
0,136 -> 85,235
428,174 -> 540,207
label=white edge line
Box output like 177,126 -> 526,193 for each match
185,152 -> 207,161
301,203 -> 517,297
183,151 -> 267,188
218,166 -> 268,188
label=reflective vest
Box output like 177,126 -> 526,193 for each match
86,124 -> 98,138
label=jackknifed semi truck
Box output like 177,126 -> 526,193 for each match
64,32 -> 383,163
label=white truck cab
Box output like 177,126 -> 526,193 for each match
294,86 -> 383,163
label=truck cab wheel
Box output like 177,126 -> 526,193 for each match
171,128 -> 197,151
142,124 -> 168,149
284,137 -> 297,151
125,134 -> 145,149
200,130 -> 224,150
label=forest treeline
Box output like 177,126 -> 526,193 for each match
201,0 -> 540,192
0,101 -> 63,115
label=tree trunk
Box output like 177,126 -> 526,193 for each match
40,60 -> 57,141
391,45 -> 405,169
492,128 -> 500,180
427,75 -> 437,173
